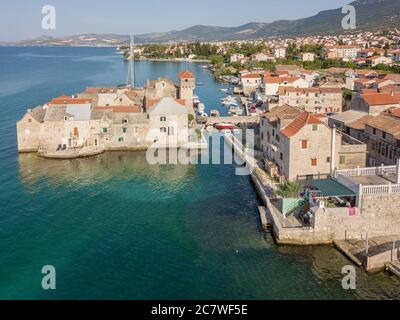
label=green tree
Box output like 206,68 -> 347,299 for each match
276,181 -> 302,199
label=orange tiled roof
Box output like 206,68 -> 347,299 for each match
178,70 -> 195,79
85,87 -> 116,93
146,98 -> 186,107
264,76 -> 300,84
383,107 -> 400,118
361,92 -> 400,106
281,112 -> 322,138
49,96 -> 92,105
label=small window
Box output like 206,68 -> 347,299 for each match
311,158 -> 317,166
326,157 -> 331,163
160,117 -> 167,122
103,128 -> 108,133
160,127 -> 167,133
373,128 -> 377,135
312,124 -> 318,131
280,153 -> 283,160
123,128 -> 127,133
340,156 -> 346,165
28,118 -> 32,123
123,118 -> 128,124
382,132 -> 387,139
168,126 -> 174,136
118,137 -> 124,142
276,135 -> 280,142
301,140 -> 308,149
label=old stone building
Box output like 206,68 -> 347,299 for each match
278,87 -> 343,113
17,72 -> 196,158
260,105 -> 367,181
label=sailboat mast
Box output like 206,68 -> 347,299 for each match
131,35 -> 135,88
126,35 -> 135,87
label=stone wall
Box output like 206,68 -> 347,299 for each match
17,114 -> 41,152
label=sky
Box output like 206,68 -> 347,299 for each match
0,0 -> 351,41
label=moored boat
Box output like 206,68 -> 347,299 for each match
214,123 -> 236,130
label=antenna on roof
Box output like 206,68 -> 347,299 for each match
126,35 -> 135,87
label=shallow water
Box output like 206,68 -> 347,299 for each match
0,47 -> 399,299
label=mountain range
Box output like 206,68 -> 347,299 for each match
10,0 -> 400,46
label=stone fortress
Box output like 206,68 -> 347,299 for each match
17,71 -> 197,158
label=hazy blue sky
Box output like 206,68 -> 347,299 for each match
0,0 -> 351,41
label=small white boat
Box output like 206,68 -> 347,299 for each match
210,110 -> 220,117
193,95 -> 200,105
220,88 -> 229,92
197,103 -> 205,113
221,96 -> 237,106
229,106 -> 243,115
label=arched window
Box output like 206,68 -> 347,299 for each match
160,127 -> 167,133
160,116 -> 167,122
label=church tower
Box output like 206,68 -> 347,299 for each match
178,70 -> 195,103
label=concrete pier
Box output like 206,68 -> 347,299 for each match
334,236 -> 400,272
258,206 -> 271,231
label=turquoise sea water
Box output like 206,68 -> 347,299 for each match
0,47 -> 399,300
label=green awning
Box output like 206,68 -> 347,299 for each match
306,179 -> 357,197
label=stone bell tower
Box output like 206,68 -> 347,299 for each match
178,70 -> 195,103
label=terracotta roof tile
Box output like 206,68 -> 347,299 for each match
361,93 -> 400,106
281,112 -> 322,138
178,70 -> 195,79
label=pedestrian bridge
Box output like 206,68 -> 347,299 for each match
206,116 -> 259,126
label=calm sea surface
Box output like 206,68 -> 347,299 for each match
0,47 -> 399,300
